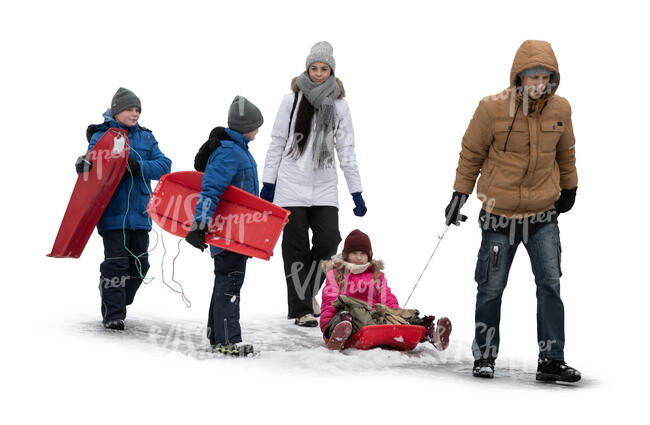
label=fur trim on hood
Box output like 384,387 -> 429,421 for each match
291,77 -> 346,98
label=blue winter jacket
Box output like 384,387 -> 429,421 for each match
88,110 -> 172,233
193,128 -> 259,256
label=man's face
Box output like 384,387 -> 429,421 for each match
521,74 -> 551,100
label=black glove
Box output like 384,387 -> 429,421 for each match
445,191 -> 469,226
185,221 -> 208,251
124,157 -> 141,178
555,187 -> 577,214
75,155 -> 92,174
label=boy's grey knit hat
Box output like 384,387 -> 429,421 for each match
110,87 -> 141,117
305,41 -> 336,72
228,95 -> 264,134
518,66 -> 553,78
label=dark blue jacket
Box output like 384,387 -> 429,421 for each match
88,110 -> 172,232
193,128 -> 259,256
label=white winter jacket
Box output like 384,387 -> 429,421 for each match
262,81 -> 363,208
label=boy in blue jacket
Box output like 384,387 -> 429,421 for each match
185,96 -> 263,356
76,87 -> 172,330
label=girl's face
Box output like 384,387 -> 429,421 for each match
347,250 -> 369,265
114,107 -> 141,127
308,62 -> 331,85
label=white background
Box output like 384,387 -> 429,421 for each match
1,0 -> 648,423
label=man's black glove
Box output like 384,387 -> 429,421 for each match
75,155 -> 92,174
555,187 -> 577,214
445,191 -> 469,226
124,157 -> 141,178
185,221 -> 208,251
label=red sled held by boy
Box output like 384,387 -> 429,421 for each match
48,128 -> 129,258
147,171 -> 290,260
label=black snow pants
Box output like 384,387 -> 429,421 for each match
281,206 -> 341,319
99,229 -> 150,322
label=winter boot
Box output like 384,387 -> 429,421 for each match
312,296 -> 321,317
473,359 -> 495,378
432,317 -> 452,351
421,315 -> 436,342
326,311 -> 353,351
536,359 -> 581,383
295,313 -> 319,327
213,343 -> 255,357
103,320 -> 125,331
326,322 -> 352,351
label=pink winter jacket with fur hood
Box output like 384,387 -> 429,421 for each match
320,257 -> 399,332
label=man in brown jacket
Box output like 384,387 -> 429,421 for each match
445,40 -> 580,382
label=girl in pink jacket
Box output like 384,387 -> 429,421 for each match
320,229 -> 451,350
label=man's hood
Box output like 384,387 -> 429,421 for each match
510,40 -> 560,97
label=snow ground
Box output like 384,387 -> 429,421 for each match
3,0 -> 649,423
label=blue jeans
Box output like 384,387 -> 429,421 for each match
208,251 -> 248,345
472,223 -> 565,361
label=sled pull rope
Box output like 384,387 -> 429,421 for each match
403,225 -> 450,308
160,233 -> 192,308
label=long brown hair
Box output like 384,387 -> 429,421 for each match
333,254 -> 384,294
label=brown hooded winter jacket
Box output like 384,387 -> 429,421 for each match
453,40 -> 578,218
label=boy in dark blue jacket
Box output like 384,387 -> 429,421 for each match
185,96 -> 263,356
76,88 -> 172,330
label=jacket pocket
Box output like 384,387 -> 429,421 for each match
540,120 -> 565,153
494,120 -> 527,153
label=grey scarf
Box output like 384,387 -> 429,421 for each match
295,72 -> 341,169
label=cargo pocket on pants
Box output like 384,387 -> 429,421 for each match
557,240 -> 563,277
474,242 -> 490,285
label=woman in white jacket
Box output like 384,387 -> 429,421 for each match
261,41 -> 366,327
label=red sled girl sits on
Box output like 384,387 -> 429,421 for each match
320,229 -> 452,351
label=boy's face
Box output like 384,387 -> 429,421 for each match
243,128 -> 259,141
114,107 -> 141,127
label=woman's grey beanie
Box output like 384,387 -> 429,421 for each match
228,95 -> 264,134
305,41 -> 336,72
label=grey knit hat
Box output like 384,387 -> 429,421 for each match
227,96 -> 264,134
110,87 -> 141,117
305,41 -> 336,72
518,66 -> 553,78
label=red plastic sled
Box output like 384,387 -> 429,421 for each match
326,324 -> 426,351
147,171 -> 290,260
48,128 -> 129,258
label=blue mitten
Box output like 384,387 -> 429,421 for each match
352,192 -> 367,217
260,182 -> 276,203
